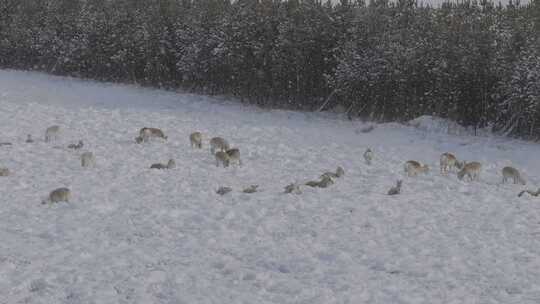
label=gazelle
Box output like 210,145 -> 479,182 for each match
457,162 -> 482,181
440,152 -> 464,175
502,166 -> 526,185
404,160 -> 429,177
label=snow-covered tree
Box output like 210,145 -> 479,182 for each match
1,0 -> 539,137
497,39 -> 540,138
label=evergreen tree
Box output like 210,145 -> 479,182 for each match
497,38 -> 540,137
0,0 -> 539,138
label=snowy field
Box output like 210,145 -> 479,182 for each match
1,69 -> 540,304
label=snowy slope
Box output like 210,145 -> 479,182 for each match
1,69 -> 540,304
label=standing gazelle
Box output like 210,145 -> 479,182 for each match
440,152 -> 463,175
502,166 -> 526,185
45,125 -> 60,142
190,132 -> 203,149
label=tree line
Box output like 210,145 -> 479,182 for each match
0,0 -> 539,138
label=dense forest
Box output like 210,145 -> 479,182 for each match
0,0 -> 539,137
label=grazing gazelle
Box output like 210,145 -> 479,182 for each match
136,127 -> 167,143
45,125 -> 60,142
210,137 -> 230,155
42,188 -> 71,204
190,132 -> 203,149
226,148 -> 241,166
404,160 -> 429,177
502,166 -> 526,185
457,162 -> 482,181
440,152 -> 463,175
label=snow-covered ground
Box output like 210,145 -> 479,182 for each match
1,69 -> 540,303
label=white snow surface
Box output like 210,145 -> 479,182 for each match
1,69 -> 540,303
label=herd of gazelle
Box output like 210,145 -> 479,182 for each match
5,125 -> 247,203
366,148 -> 530,196
399,152 -> 526,185
0,125 -> 536,203
134,128 -> 244,170
399,151 -> 526,185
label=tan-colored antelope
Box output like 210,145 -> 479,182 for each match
404,160 -> 429,177
502,166 -> 526,185
190,132 -> 203,148
226,148 -> 241,167
440,152 -> 463,175
45,125 -> 60,142
457,162 -> 482,181
136,127 -> 167,143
